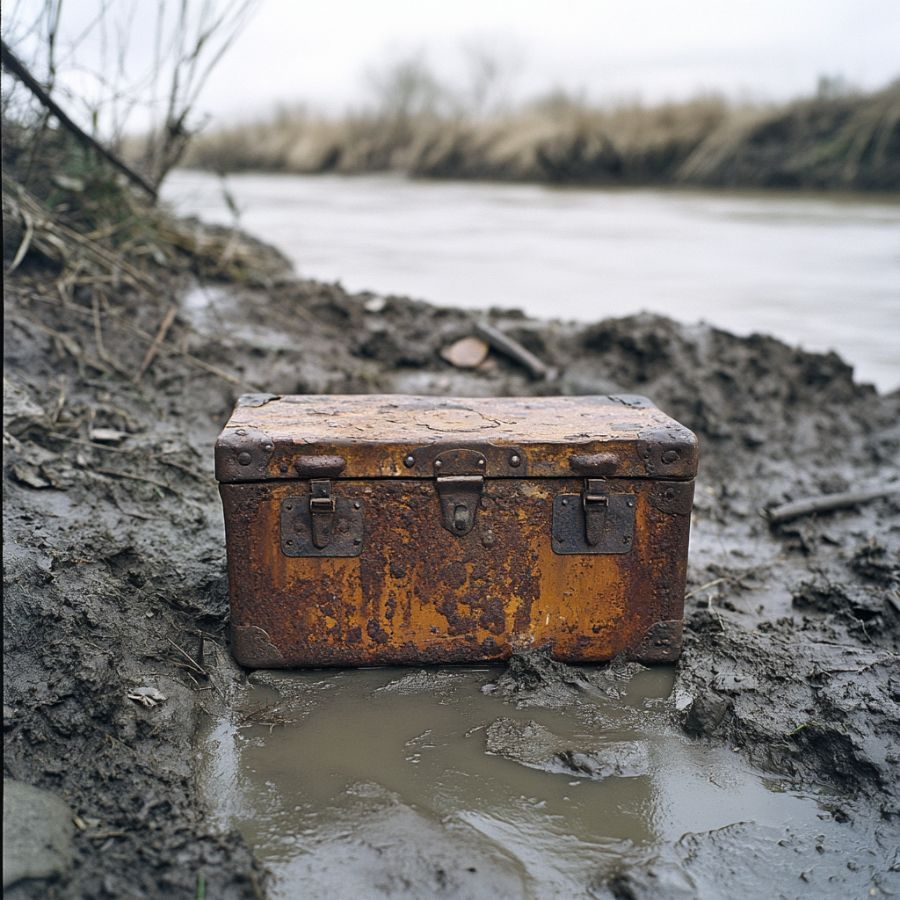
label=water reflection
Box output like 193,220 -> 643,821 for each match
199,666 -> 838,898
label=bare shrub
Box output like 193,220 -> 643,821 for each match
2,0 -> 258,191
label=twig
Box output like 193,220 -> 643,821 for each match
165,637 -> 208,677
685,577 -> 727,600
92,465 -> 174,494
50,378 -> 67,424
474,321 -> 557,380
45,431 -> 130,453
135,304 -> 178,381
7,205 -> 34,274
766,484 -> 899,525
238,700 -> 289,732
707,592 -> 726,632
0,38 -> 157,200
111,497 -> 156,520
158,457 -> 207,482
91,292 -> 129,377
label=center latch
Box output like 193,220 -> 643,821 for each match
434,449 -> 485,536
308,478 -> 336,548
582,478 -> 610,546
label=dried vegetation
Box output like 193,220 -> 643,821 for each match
185,80 -> 900,191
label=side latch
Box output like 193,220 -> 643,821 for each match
552,479 -> 635,555
281,480 -> 364,557
309,479 -> 335,548
434,449 -> 485,536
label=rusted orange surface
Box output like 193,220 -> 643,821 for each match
221,476 -> 694,667
215,394 -> 699,482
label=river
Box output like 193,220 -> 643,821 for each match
163,171 -> 900,391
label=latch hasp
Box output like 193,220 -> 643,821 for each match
434,449 -> 485,536
280,480 -> 364,557
552,480 -> 635,554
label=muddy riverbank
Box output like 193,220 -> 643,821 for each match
3,216 -> 899,895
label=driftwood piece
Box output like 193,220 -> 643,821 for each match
766,485 -> 899,525
136,305 -> 178,381
0,38 -> 157,201
474,321 -> 557,380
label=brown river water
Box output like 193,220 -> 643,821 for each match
163,170 -> 900,392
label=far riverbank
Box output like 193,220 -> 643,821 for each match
184,82 -> 900,192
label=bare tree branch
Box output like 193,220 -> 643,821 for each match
0,37 -> 158,199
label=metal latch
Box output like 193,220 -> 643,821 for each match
434,449 -> 485,536
309,479 -> 335,548
281,482 -> 364,558
551,480 -> 635,555
582,478 -> 609,546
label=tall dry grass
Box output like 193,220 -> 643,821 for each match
184,81 -> 900,191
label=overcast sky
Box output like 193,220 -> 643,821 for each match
3,0 -> 900,128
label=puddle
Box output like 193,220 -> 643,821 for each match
199,665 -> 890,898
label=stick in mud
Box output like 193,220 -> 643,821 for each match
473,321 -> 558,380
765,484 -> 900,525
136,305 -> 178,381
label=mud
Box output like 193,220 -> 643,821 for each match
484,718 -> 652,779
3,225 -> 900,896
198,664 -> 895,898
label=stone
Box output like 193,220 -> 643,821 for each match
2,779 -> 75,889
440,336 -> 490,369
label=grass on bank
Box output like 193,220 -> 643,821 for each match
2,119 -> 290,289
184,81 -> 900,191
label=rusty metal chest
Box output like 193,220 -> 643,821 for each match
215,394 -> 698,668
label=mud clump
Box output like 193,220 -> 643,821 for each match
590,820 -> 895,899
676,610 -> 900,801
485,718 -> 649,780
483,650 -> 648,708
483,650 -> 599,707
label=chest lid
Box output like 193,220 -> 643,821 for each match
215,394 -> 698,483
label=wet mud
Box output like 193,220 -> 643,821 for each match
3,242 -> 900,896
199,663 -> 895,898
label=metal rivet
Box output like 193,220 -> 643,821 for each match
354,538 -> 362,545
627,500 -> 634,507
286,539 -> 293,546
285,502 -> 293,510
235,429 -> 247,436
237,451 -> 252,466
562,499 -> 568,506
509,454 -> 521,467
404,455 -> 415,468
662,450 -> 679,464
435,460 -> 443,470
279,464 -> 288,473
477,458 -> 485,467
264,443 -> 274,452
353,501 -> 361,509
